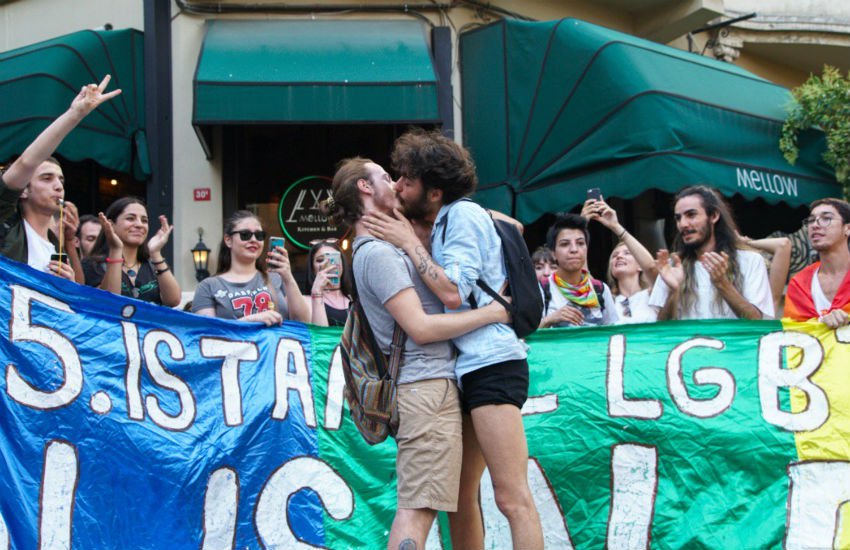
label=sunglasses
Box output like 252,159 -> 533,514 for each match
230,230 -> 266,241
309,238 -> 339,246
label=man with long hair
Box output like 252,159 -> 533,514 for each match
649,185 -> 774,320
785,197 -> 850,327
363,129 -> 543,550
324,157 -> 510,550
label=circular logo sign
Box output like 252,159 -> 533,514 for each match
277,175 -> 344,250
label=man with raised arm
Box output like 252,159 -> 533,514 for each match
325,157 -> 510,550
0,76 -> 121,283
363,129 -> 543,550
785,198 -> 850,328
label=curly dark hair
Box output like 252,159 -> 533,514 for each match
391,128 -> 477,204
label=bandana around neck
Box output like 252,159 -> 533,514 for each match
553,270 -> 599,309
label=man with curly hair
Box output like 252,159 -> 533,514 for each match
325,157 -> 510,550
364,129 -> 543,550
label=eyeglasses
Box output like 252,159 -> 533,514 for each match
230,230 -> 266,241
803,215 -> 837,228
309,238 -> 339,246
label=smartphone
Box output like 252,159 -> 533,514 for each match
587,188 -> 602,201
324,251 -> 341,288
50,252 -> 69,264
269,237 -> 286,251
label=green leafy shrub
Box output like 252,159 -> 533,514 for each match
780,65 -> 850,197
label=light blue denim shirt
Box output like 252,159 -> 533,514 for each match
431,199 -> 527,380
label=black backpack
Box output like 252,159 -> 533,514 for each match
442,201 -> 543,338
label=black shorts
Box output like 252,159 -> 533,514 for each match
460,358 -> 529,413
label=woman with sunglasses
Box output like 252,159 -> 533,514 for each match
305,239 -> 351,326
84,197 -> 181,306
192,210 -> 309,325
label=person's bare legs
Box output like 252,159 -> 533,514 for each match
471,403 -> 543,550
387,508 -> 436,550
448,414 -> 486,550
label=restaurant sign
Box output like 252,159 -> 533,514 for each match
277,176 -> 344,250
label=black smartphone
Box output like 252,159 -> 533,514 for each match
50,252 -> 69,264
587,188 -> 602,201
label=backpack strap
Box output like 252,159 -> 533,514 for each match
542,281 -> 552,313
352,237 -> 408,372
386,323 -> 405,380
438,198 -> 491,310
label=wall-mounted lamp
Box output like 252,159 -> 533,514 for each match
191,227 -> 210,282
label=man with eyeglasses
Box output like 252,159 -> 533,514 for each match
785,198 -> 850,328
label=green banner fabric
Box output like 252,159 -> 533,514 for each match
310,319 -> 850,549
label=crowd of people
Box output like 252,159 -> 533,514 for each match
530,187 -> 850,329
3,76 -> 850,550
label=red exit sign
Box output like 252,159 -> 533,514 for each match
193,188 -> 211,201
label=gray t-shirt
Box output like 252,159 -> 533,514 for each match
192,272 -> 289,320
352,236 -> 455,384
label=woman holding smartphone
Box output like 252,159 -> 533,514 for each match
304,239 -> 351,326
581,196 -> 658,323
192,211 -> 309,325
84,197 -> 181,306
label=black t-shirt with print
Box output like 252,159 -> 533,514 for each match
83,259 -> 162,305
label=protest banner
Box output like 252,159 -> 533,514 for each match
1,256 -> 848,549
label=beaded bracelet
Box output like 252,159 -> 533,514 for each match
105,257 -> 124,264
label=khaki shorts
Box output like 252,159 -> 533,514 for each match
395,378 -> 462,512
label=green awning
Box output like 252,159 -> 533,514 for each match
193,19 -> 439,127
0,29 -> 148,179
460,19 -> 841,223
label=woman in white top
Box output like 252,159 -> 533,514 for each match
582,197 -> 658,323
540,213 -> 619,327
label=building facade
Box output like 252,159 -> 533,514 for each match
2,0 -> 848,295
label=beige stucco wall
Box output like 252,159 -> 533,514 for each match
0,0 -> 142,50
170,10 -> 224,295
